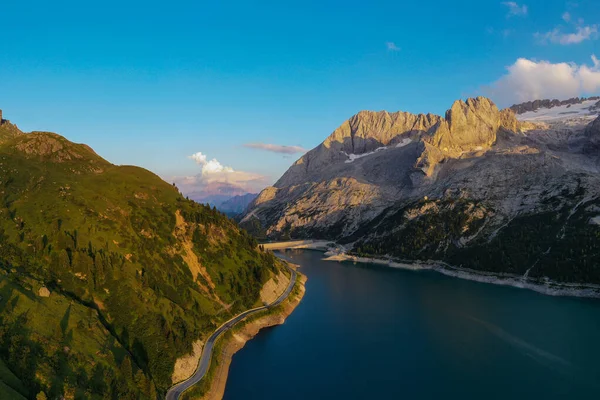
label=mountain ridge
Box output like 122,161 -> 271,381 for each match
275,97 -> 523,188
243,96 -> 600,288
510,96 -> 600,114
0,112 -> 283,399
218,193 -> 258,215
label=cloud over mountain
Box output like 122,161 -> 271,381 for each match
485,55 -> 600,106
170,151 -> 269,199
189,152 -> 234,174
243,143 -> 307,154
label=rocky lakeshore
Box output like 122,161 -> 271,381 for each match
323,251 -> 600,299
264,241 -> 600,298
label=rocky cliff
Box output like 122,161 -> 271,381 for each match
243,97 -> 600,286
586,114 -> 600,150
275,97 -> 520,186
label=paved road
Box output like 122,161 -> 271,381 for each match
165,265 -> 297,400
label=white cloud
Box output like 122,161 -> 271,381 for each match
189,151 -> 234,174
176,151 -> 269,198
243,143 -> 307,154
189,152 -> 207,165
502,2 -> 528,17
536,25 -> 598,45
386,42 -> 400,51
562,12 -> 571,22
485,55 -> 600,106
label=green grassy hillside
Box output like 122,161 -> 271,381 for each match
0,121 -> 281,399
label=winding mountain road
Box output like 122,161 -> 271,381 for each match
165,265 -> 297,400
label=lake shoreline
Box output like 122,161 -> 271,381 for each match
324,253 -> 600,299
197,271 -> 307,400
264,240 -> 600,299
262,240 -> 333,251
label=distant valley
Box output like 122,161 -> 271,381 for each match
190,193 -> 257,217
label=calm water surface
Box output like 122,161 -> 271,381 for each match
223,250 -> 600,399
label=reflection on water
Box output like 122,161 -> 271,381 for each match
224,249 -> 600,400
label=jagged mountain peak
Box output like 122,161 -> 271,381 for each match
0,118 -> 24,143
447,96 -> 497,115
431,96 -> 518,154
329,96 -> 516,154
323,108 -> 439,153
444,97 -> 506,130
276,96 -> 520,187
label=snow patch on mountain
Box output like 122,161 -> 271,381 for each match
517,100 -> 599,122
344,146 -> 388,163
343,138 -> 413,164
396,138 -> 412,148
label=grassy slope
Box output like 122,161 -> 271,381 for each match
0,122 -> 283,399
0,356 -> 26,399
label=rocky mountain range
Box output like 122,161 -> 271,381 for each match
242,96 -> 600,287
190,192 -> 257,217
218,193 -> 258,216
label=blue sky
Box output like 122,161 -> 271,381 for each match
1,0 -> 599,197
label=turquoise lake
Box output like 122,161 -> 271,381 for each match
223,249 -> 600,399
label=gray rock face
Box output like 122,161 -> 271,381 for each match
585,115 -> 600,150
432,97 -> 506,153
275,97 -> 519,187
274,111 -> 441,188
242,96 -> 600,284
